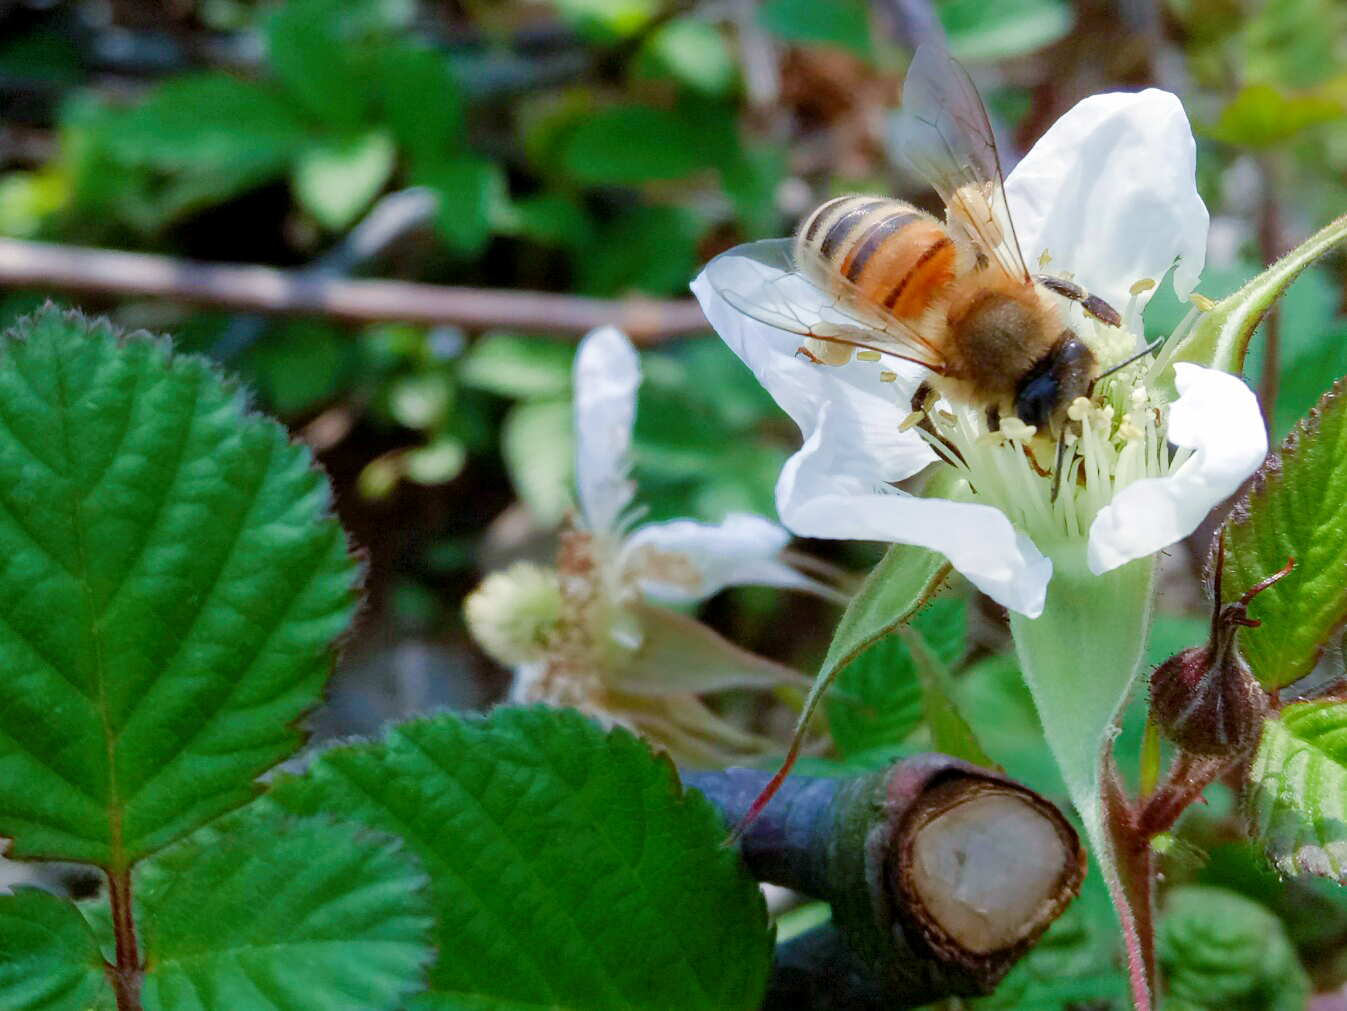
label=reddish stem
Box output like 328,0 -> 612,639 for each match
1103,762 -> 1155,1010
106,868 -> 143,1011
1138,752 -> 1228,837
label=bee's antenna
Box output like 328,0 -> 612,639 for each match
1090,334 -> 1168,391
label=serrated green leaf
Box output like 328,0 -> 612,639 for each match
1157,886 -> 1309,1011
636,18 -> 736,96
264,707 -> 772,1010
1173,212 -> 1347,374
1204,83 -> 1344,148
266,0 -> 372,132
502,398 -> 574,525
561,105 -> 725,185
552,0 -> 662,41
822,543 -> 950,678
826,595 -> 963,758
578,205 -> 704,297
0,307 -> 360,867
904,619 -> 993,768
244,319 -> 352,416
1222,381 -> 1347,688
756,0 -> 871,58
293,130 -> 396,231
782,543 -> 948,790
0,889 -> 109,1011
459,334 -> 575,400
972,898 -> 1125,1009
940,0 -> 1073,61
106,72 -> 309,181
373,43 -> 462,169
1246,701 -> 1347,879
420,155 -> 504,257
125,808 -> 433,1011
404,439 -> 467,485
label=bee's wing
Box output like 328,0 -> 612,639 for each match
897,44 -> 1031,283
703,239 -> 947,372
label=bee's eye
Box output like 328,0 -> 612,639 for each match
1014,374 -> 1058,429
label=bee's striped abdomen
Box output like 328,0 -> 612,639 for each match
794,197 -> 957,319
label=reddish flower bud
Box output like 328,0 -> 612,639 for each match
1149,556 -> 1292,758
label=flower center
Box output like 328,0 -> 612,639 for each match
898,287 -> 1207,548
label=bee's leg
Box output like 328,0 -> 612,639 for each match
1050,428 -> 1070,503
1035,275 -> 1122,328
902,383 -> 966,469
909,381 -> 934,415
900,382 -> 936,432
796,345 -> 824,364
986,404 -> 1001,433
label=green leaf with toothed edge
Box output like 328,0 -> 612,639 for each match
263,707 -> 772,1011
1221,381 -> 1347,690
1158,886 -> 1309,1011
827,595 -> 964,759
0,306 -> 360,869
129,809 -> 434,1011
801,541 -> 947,774
0,890 -> 109,1011
1246,701 -> 1347,881
1171,212 -> 1347,375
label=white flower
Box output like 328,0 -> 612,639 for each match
466,326 -> 843,765
691,89 -> 1266,618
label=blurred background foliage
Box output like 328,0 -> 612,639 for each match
3,0 -> 1347,1004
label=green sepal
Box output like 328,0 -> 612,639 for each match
1171,212 -> 1347,374
904,623 -> 994,768
827,595 -> 963,758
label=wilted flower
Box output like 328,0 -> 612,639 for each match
692,88 -> 1267,617
465,326 -> 844,766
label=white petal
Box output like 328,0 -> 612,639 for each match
624,513 -> 838,603
573,326 -> 639,534
691,268 -> 936,486
1005,90 -> 1208,312
1087,364 -> 1266,574
777,403 -> 1052,617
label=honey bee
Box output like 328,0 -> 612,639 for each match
705,45 -> 1122,436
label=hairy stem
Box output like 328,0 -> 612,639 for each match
107,868 -> 143,1011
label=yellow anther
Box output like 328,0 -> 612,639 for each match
1067,396 -> 1094,422
856,350 -> 882,362
999,417 -> 1038,442
1130,278 -> 1156,295
1189,293 -> 1217,311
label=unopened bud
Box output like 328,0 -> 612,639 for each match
1150,559 -> 1292,757
1150,644 -> 1268,757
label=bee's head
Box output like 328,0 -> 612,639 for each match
1014,333 -> 1096,430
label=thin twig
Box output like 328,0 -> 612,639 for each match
0,238 -> 710,344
